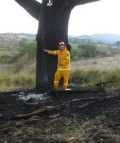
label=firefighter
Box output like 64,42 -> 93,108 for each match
44,41 -> 70,90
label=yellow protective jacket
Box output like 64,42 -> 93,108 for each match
47,47 -> 70,71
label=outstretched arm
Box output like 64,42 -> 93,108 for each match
15,0 -> 42,20
69,0 -> 100,9
44,49 -> 57,55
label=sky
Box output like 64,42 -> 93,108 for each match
0,0 -> 120,36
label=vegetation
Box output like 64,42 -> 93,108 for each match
0,71 -> 35,91
70,69 -> 120,89
0,67 -> 120,91
0,34 -> 120,91
0,38 -> 36,91
70,69 -> 101,86
19,40 -> 36,61
71,43 -> 120,60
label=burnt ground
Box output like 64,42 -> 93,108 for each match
0,88 -> 120,143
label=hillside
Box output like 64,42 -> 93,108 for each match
17,33 -> 120,44
1,33 -> 120,47
0,33 -> 20,51
0,33 -> 120,64
0,33 -> 35,51
69,34 -> 120,44
1,35 -> 120,143
0,33 -> 120,91
80,34 -> 120,43
71,54 -> 120,71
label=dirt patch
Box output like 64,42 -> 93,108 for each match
0,89 -> 120,143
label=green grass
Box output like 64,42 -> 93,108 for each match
70,69 -> 120,89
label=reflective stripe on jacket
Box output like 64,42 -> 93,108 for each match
47,47 -> 70,71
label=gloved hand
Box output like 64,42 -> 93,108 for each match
43,48 -> 48,53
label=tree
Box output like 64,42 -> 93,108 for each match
15,0 -> 100,93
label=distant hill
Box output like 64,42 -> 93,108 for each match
0,33 -> 120,45
91,34 -> 120,43
17,33 -> 120,43
69,34 -> 120,44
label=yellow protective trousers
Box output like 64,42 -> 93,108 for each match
54,70 -> 69,90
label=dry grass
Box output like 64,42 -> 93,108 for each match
71,54 -> 120,71
0,54 -> 120,91
0,71 -> 35,92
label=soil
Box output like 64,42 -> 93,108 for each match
0,88 -> 120,143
